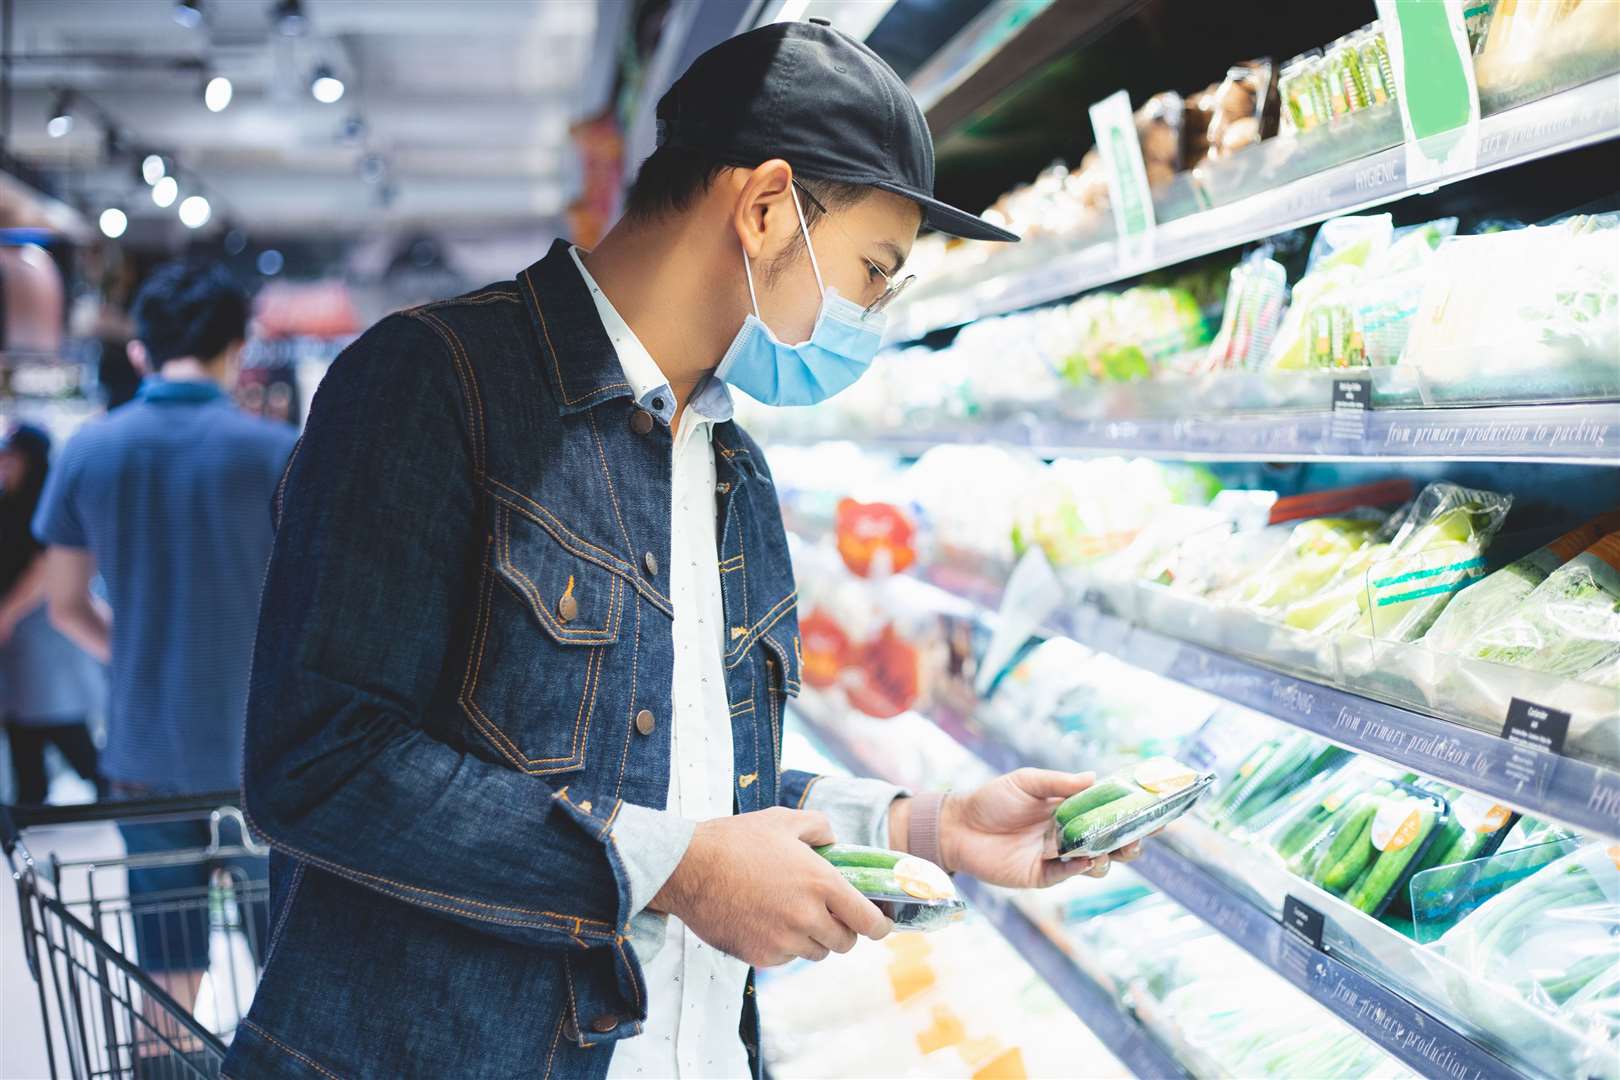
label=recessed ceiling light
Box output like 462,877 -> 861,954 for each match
99,207 -> 128,239
204,75 -> 233,113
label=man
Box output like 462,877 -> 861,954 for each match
34,261 -> 295,991
227,21 -> 1144,1080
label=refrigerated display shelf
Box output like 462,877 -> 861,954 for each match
888,74 -> 1620,342
808,398 -> 1620,465
795,710 -> 1192,1080
793,705 -> 1528,1080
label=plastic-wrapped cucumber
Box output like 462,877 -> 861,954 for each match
1345,801 -> 1437,913
815,845 -> 965,932
1052,756 -> 1216,859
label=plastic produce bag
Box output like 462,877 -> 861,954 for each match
1410,835 -> 1582,944
1437,844 -> 1620,1067
1220,515 -> 1384,612
1204,731 -> 1351,836
1050,756 -> 1215,859
816,845 -> 966,932
1464,531 -> 1620,682
1201,253 -> 1287,372
1351,217 -> 1458,366
1295,781 -> 1450,916
1423,510 -> 1620,654
1203,59 -> 1275,161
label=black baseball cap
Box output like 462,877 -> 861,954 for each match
655,19 -> 1019,243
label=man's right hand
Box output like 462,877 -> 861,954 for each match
649,807 -> 892,968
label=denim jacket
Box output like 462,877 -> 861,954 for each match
225,241 -> 825,1080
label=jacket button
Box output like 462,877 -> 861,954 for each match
629,409 -> 654,436
635,709 -> 656,736
590,1015 -> 620,1034
716,481 -> 731,495
642,552 -> 658,577
557,593 -> 578,622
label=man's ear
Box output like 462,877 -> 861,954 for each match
731,159 -> 795,262
126,339 -> 150,376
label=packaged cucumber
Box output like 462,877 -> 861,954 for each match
1051,756 -> 1216,859
1206,730 -> 1351,835
815,845 -> 966,932
1388,786 -> 1518,919
1299,783 -> 1449,917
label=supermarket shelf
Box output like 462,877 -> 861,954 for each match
796,705 -> 1526,1080
888,74 -> 1620,341
1052,603 -> 1620,844
814,398 -> 1620,465
796,712 -> 1191,1080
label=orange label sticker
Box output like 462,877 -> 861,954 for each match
916,1006 -> 966,1055
1453,792 -> 1511,834
894,856 -> 955,902
1134,757 -> 1197,795
887,956 -> 935,1003
1371,802 -> 1423,852
1322,791 -> 1346,813
972,1046 -> 1028,1079
1608,844 -> 1620,873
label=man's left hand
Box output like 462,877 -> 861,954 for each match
936,769 -> 1145,887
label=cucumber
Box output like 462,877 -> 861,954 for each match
817,844 -> 902,870
1054,778 -> 1137,826
1287,793 -> 1369,877
1311,797 -> 1376,882
838,866 -> 901,897
1061,789 -> 1159,849
1210,740 -> 1279,820
1347,805 -> 1436,913
1317,805 -> 1379,894
1540,951 -> 1615,1005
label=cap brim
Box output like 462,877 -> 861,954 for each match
873,181 -> 1020,242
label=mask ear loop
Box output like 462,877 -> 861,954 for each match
789,185 -> 827,294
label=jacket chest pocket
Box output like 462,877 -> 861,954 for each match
459,502 -> 625,775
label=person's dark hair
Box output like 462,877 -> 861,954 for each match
130,261 -> 249,368
623,145 -> 867,284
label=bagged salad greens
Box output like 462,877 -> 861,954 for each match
1463,531 -> 1620,683
1423,510 -> 1620,654
1437,844 -> 1620,1071
1051,756 -> 1215,859
1217,515 -> 1384,612
815,845 -> 966,932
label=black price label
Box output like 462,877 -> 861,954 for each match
1282,894 -> 1325,951
1330,378 -> 1371,442
1500,698 -> 1570,798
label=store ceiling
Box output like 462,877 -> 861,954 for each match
4,0 -> 601,238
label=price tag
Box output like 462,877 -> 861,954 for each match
1500,698 -> 1569,798
1375,0 -> 1481,185
1330,377 -> 1371,443
1088,90 -> 1156,268
1282,895 -> 1326,951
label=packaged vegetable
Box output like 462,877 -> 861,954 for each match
1052,756 -> 1215,859
1204,59 -> 1275,161
1278,50 -> 1330,134
1298,782 -> 1449,916
1201,254 -> 1287,372
1423,510 -> 1620,654
816,845 -> 966,932
1464,531 -> 1620,682
1350,217 -> 1458,366
1220,515 -> 1383,612
1205,731 -> 1351,835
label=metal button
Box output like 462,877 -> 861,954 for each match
651,395 -> 666,413
557,593 -> 578,623
629,409 -> 654,436
642,551 -> 658,577
716,481 -> 731,495
590,1015 -> 619,1034
635,709 -> 656,736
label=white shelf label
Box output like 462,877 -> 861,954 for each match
1088,90 -> 1156,269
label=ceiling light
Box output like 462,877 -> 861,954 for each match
47,92 -> 74,138
204,75 -> 233,112
142,153 -> 168,185
173,0 -> 204,28
99,207 -> 128,239
272,0 -> 307,36
257,249 -> 284,276
311,66 -> 345,104
152,176 -> 179,208
179,195 -> 212,229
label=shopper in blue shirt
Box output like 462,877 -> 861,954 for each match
33,261 -> 293,994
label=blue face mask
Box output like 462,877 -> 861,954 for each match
714,188 -> 887,407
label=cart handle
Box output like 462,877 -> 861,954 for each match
2,790 -> 243,831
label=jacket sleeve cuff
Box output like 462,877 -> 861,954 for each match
801,775 -> 909,849
610,802 -> 696,969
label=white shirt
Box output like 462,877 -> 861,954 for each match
574,249 -> 751,1080
573,248 -> 904,1079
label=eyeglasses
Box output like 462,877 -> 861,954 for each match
793,180 -> 916,316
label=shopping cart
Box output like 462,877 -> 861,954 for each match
3,794 -> 271,1080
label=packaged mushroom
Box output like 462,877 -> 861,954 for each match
1204,59 -> 1277,161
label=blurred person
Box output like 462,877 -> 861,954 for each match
0,423 -> 105,804
230,22 -> 1146,1080
33,261 -> 294,1008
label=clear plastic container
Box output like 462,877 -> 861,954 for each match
1052,757 -> 1217,859
816,845 -> 968,932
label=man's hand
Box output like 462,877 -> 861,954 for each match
650,807 -> 892,968
936,769 -> 1146,887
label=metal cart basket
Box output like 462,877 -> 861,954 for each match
4,794 -> 270,1080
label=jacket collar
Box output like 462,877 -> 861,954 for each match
517,239 -> 635,416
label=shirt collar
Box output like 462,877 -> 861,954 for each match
567,246 -> 733,427
136,378 -> 228,405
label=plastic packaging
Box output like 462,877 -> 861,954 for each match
1462,531 -> 1620,683
1204,59 -> 1275,161
1409,835 -> 1580,944
1278,50 -> 1329,134
816,845 -> 967,932
1051,756 -> 1216,859
1202,254 -> 1287,372
1422,510 -> 1620,654
1291,780 -> 1450,916
1204,731 -> 1351,835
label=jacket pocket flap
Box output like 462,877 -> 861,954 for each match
493,504 -> 623,646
